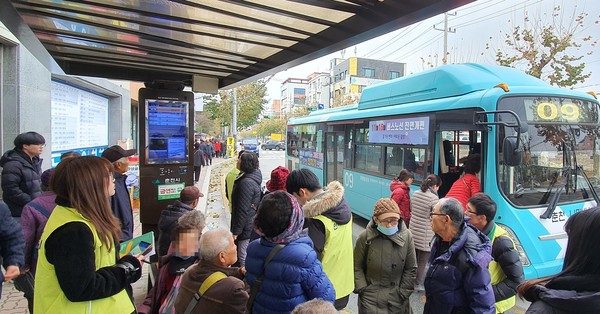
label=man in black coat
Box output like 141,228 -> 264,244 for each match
0,132 -> 45,218
466,193 -> 524,313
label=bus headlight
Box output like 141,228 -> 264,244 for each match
496,223 -> 531,267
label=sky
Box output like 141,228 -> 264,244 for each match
265,0 -> 600,101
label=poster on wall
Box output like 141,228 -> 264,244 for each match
50,80 -> 109,166
368,116 -> 429,145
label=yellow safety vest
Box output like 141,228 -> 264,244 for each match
488,224 -> 516,313
313,215 -> 354,299
34,205 -> 134,314
226,168 -> 240,213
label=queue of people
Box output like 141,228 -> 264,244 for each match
2,131 -> 600,314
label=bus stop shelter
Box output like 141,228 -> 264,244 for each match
1,0 -> 473,91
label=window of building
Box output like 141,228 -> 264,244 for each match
293,88 -> 306,105
364,68 -> 375,78
390,71 -> 400,79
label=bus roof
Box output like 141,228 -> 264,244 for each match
358,63 -> 548,110
288,63 -> 597,126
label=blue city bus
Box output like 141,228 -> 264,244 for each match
286,63 -> 600,280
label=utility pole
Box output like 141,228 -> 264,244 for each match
433,12 -> 456,64
232,88 -> 237,141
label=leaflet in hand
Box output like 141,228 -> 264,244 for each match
119,231 -> 155,259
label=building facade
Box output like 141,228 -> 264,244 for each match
331,57 -> 406,106
280,78 -> 308,114
306,72 -> 330,110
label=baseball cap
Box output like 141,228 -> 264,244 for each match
180,186 -> 203,203
101,145 -> 136,163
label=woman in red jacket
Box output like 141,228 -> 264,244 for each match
390,169 -> 414,227
445,154 -> 481,210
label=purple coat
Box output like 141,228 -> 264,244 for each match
20,191 -> 56,273
424,222 -> 495,314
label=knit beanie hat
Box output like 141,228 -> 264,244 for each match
266,166 -> 290,192
373,198 -> 401,218
41,168 -> 56,188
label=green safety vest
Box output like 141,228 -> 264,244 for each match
487,224 -> 517,313
34,205 -> 134,314
313,215 -> 355,299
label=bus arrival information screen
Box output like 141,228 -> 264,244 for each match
146,99 -> 189,164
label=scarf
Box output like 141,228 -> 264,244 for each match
256,192 -> 307,244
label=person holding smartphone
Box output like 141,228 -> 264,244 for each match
34,156 -> 142,313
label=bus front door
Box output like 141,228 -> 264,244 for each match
326,132 -> 345,185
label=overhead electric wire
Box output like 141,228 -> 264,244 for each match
363,21 -> 425,58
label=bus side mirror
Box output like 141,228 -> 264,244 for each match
503,137 -> 522,167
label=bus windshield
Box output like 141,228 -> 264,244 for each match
498,96 -> 600,207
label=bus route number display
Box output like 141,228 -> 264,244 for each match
527,98 -> 598,123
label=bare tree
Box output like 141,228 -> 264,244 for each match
490,6 -> 597,87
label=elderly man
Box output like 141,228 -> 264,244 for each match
425,198 -> 495,314
101,145 -> 136,241
174,228 -> 248,314
466,193 -> 524,313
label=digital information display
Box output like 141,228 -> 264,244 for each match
50,80 -> 109,166
146,99 -> 189,164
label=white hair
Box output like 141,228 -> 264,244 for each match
199,228 -> 232,261
115,156 -> 128,164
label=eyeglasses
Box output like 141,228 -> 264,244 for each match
465,210 -> 480,216
377,218 -> 400,226
429,212 -> 446,217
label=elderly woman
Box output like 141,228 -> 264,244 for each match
245,190 -> 335,313
354,198 -> 417,313
409,174 -> 442,291
230,151 -> 262,266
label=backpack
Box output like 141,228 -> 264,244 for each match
158,271 -> 227,314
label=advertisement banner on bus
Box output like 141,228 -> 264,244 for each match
299,149 -> 323,169
369,116 -> 429,145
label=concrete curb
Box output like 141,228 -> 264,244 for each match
195,158 -> 229,214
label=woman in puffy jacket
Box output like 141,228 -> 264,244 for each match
245,191 -> 335,313
409,174 -> 441,291
390,169 -> 414,227
445,154 -> 480,209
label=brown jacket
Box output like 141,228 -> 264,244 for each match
174,260 -> 249,314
